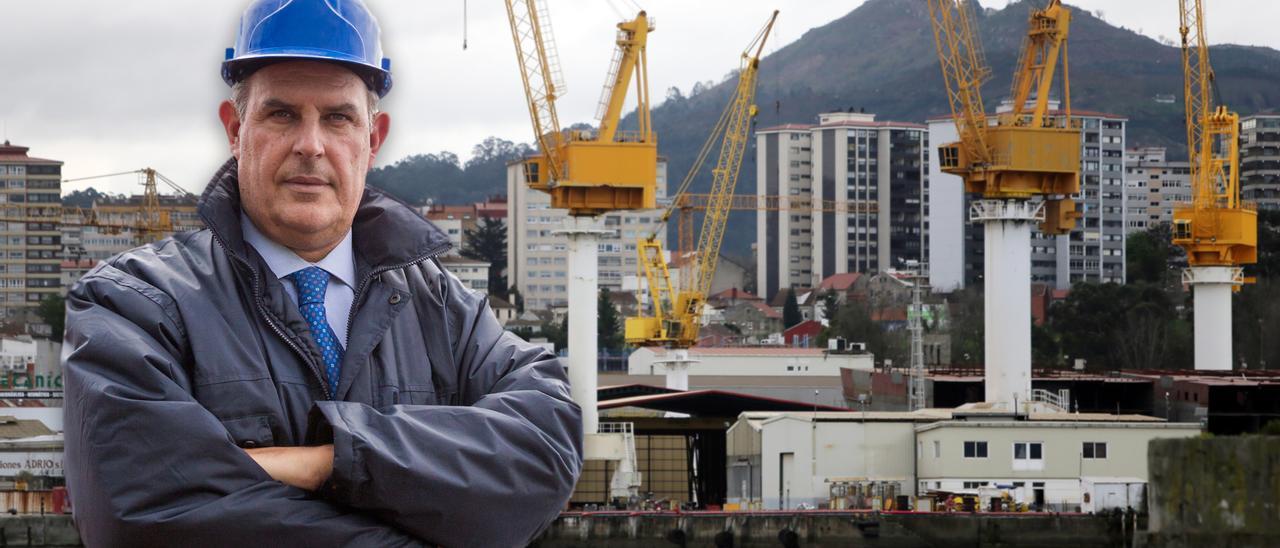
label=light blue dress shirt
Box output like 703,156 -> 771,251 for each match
240,212 -> 356,349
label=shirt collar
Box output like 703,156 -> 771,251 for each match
239,211 -> 357,289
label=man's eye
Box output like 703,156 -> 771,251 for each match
327,113 -> 354,123
270,110 -> 294,120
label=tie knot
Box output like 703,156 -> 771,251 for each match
290,266 -> 330,306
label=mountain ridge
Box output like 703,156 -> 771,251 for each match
368,0 -> 1280,261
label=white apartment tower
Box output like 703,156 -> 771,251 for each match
506,159 -> 667,311
928,105 -> 1128,290
0,142 -> 62,322
756,112 -> 929,301
1124,147 -> 1191,234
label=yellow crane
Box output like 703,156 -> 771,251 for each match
928,0 -> 1080,234
1172,0 -> 1257,371
504,0 -> 657,215
927,0 -> 1081,408
625,11 -> 779,348
58,168 -> 195,244
1171,0 -> 1256,268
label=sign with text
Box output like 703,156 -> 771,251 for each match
0,452 -> 63,477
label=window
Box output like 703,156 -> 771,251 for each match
963,441 -> 988,458
1082,442 -> 1108,459
933,440 -> 941,458
1013,442 -> 1044,470
962,481 -> 989,489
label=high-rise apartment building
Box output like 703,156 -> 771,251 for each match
1123,147 -> 1190,234
1240,114 -> 1280,210
929,104 -> 1128,290
506,160 -> 667,311
756,112 -> 928,301
0,142 -> 62,321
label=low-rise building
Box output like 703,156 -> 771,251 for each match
727,410 -> 952,509
914,410 -> 1200,510
436,256 -> 490,293
624,347 -> 873,406
718,301 -> 782,341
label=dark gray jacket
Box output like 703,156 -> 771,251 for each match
62,159 -> 582,547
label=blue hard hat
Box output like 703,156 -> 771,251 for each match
222,0 -> 393,97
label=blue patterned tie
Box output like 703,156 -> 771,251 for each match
290,266 -> 343,396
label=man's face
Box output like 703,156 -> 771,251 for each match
218,61 -> 390,257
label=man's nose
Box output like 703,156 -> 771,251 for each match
292,118 -> 325,158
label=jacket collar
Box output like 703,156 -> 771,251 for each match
197,157 -> 452,274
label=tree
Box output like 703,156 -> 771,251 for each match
598,288 -> 625,352
1046,282 -> 1182,370
1031,320 -> 1060,367
824,300 -> 906,365
782,288 -> 803,329
542,315 -> 568,352
1126,223 -> 1176,286
36,294 -> 65,343
948,287 -> 984,365
508,286 -> 525,314
462,217 -> 507,298
821,290 -> 840,322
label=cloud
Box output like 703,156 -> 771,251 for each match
5,0 -> 1274,196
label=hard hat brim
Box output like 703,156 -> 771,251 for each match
222,52 -> 392,98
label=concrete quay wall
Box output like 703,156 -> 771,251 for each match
537,510 -> 1135,548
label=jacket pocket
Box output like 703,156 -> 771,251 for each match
220,414 -> 275,448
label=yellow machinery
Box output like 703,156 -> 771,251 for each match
625,11 -> 779,347
58,168 -> 194,244
1171,0 -> 1257,267
504,0 -> 657,215
927,0 -> 1081,234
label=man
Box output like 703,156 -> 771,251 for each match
62,1 -> 582,546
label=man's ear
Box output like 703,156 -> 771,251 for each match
369,111 -> 391,163
218,100 -> 242,160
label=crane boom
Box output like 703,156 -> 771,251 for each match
505,0 -> 567,187
626,11 -> 778,348
594,13 -> 652,144
1005,0 -> 1071,127
927,0 -> 993,167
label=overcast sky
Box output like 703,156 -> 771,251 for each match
3,0 -> 1277,196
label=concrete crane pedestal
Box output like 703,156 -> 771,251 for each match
1184,266 -> 1243,371
970,199 -> 1044,410
554,217 -> 613,436
553,217 -> 641,498
652,348 -> 699,418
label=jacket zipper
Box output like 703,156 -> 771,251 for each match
212,229 -> 452,401
209,231 -> 334,400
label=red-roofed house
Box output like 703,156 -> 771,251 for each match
783,320 -> 823,347
706,287 -> 763,308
